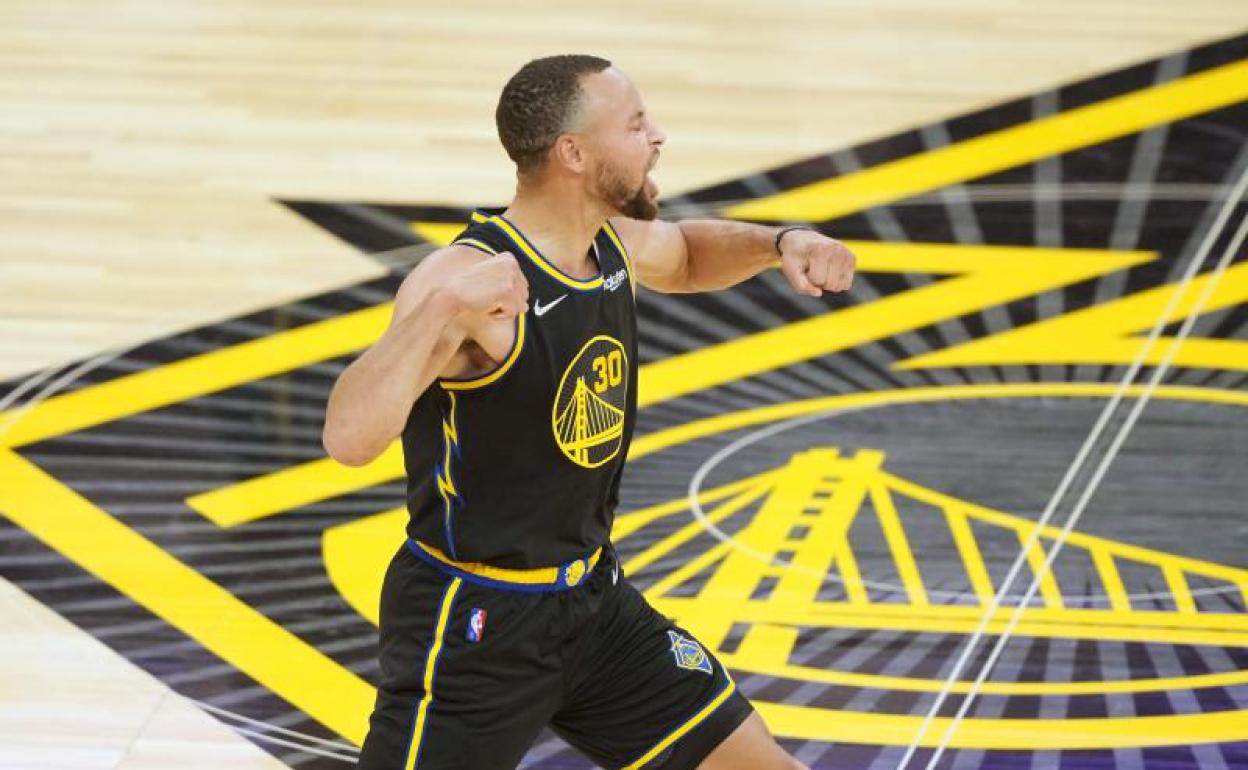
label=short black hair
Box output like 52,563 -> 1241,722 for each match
495,54 -> 612,176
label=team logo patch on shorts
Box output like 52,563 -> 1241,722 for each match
467,608 -> 487,643
667,630 -> 713,675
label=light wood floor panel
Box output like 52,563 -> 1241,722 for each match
3,0 -> 1246,381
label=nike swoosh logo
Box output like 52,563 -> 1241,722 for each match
533,294 -> 568,317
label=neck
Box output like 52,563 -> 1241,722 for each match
503,177 -> 609,279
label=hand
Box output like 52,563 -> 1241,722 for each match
445,251 -> 530,319
777,229 -> 856,297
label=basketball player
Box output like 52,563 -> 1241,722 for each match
323,54 -> 855,770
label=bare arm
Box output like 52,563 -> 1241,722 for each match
322,247 -> 528,467
611,217 -> 855,296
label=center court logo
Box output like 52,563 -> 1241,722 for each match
551,334 -> 629,468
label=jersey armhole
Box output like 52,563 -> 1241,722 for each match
435,230 -> 524,391
436,305 -> 527,392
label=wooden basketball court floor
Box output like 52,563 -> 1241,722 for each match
2,2 -> 1248,768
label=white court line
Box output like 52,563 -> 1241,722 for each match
898,158 -> 1248,770
193,699 -> 359,755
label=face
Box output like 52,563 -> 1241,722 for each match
571,67 -> 666,220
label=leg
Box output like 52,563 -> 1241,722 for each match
358,543 -> 560,769
694,711 -> 808,770
551,562 -> 755,770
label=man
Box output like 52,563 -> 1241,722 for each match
324,54 -> 855,770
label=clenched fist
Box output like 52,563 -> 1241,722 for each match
777,228 -> 856,297
445,251 -> 530,319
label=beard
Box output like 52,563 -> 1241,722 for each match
596,160 -> 658,220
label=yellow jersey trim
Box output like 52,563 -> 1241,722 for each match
439,312 -> 526,391
489,215 -> 605,290
601,220 -> 637,298
403,577 -> 461,770
452,237 -> 497,256
620,674 -> 738,770
411,539 -> 603,587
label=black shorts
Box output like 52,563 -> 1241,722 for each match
356,540 -> 754,770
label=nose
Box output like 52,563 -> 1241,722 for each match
649,122 -> 666,148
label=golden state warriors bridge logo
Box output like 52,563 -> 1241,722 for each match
552,334 -> 629,468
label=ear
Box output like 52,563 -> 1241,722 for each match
552,134 -> 586,173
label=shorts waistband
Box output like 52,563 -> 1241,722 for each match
406,539 -> 604,593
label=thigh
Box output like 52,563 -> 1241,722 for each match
357,545 -> 563,770
552,579 -> 754,770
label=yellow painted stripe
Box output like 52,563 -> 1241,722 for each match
888,472 -> 1248,592
870,484 -> 929,607
945,508 -> 996,606
727,59 -> 1248,222
636,244 -> 1150,408
644,540 -> 734,599
835,530 -> 868,605
754,699 -> 1248,750
620,677 -> 738,770
404,577 -> 460,770
0,302 -> 392,449
1019,530 -> 1065,610
1091,548 -> 1131,613
649,596 -> 1248,647
899,261 -> 1248,373
602,220 -> 637,298
409,221 -> 465,246
488,215 -> 604,290
629,383 -> 1248,461
720,649 -> 1248,697
612,469 -> 778,541
187,448 -> 402,528
0,448 -> 374,744
623,481 -> 773,576
1164,565 -> 1197,614
440,313 -> 526,390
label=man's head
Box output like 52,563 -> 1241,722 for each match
495,55 -> 666,220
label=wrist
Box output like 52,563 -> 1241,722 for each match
773,225 -> 815,258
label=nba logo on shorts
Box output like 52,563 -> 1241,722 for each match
467,608 -> 487,643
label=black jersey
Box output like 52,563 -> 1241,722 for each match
400,210 -> 638,570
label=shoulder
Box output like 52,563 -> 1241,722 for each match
607,216 -> 683,256
605,216 -> 646,253
606,216 -> 687,292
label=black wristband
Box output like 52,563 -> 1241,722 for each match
774,225 -> 815,256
